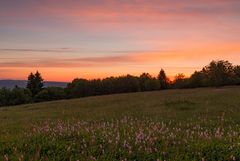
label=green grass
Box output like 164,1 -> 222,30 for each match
1,86 -> 240,160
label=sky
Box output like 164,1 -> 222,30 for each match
0,0 -> 240,82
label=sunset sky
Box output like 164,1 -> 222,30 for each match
0,0 -> 239,82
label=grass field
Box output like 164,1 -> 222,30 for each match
1,86 -> 240,161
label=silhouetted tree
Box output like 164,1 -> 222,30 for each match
139,73 -> 160,91
158,69 -> 169,89
139,73 -> 152,91
234,65 -> 240,85
188,71 -> 207,88
173,73 -> 188,88
27,72 -> 35,90
89,79 -> 103,95
102,77 -> 116,94
113,75 -> 140,93
27,71 -> 44,96
66,78 -> 90,98
205,60 -> 234,86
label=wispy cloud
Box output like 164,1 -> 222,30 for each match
1,0 -> 239,28
0,51 -> 238,68
0,48 -> 75,53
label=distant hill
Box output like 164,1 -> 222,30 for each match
0,80 -> 68,89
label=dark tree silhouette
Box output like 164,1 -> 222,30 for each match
139,73 -> 152,91
139,73 -> 160,91
158,69 -> 169,89
66,78 -> 90,98
26,71 -> 44,96
188,71 -> 206,88
173,73 -> 188,88
234,65 -> 240,85
205,60 -> 234,87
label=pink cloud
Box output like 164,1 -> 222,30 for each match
1,0 -> 239,30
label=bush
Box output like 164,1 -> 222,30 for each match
0,87 -> 32,107
11,87 -> 32,105
65,79 -> 91,98
34,87 -> 66,102
0,88 -> 12,106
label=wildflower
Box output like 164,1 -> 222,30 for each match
4,155 -> 8,161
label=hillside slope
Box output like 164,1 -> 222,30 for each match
1,86 -> 240,160
1,86 -> 240,139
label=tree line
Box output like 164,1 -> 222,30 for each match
0,60 -> 240,107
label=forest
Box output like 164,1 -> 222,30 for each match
0,60 -> 240,107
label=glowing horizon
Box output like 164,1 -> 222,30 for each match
0,0 -> 240,82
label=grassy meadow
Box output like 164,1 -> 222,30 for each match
1,86 -> 240,160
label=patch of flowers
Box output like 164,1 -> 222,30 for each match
2,115 -> 240,161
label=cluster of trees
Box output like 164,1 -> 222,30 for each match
173,60 -> 240,88
66,69 -> 171,98
0,71 -> 67,106
0,71 -> 42,106
0,60 -> 240,107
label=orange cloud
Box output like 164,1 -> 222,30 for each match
1,41 -> 240,69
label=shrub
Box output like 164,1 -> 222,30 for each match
34,87 -> 66,102
0,87 -> 32,107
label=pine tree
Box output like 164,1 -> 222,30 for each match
158,69 -> 169,89
26,72 -> 35,94
26,71 -> 44,96
35,71 -> 44,91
